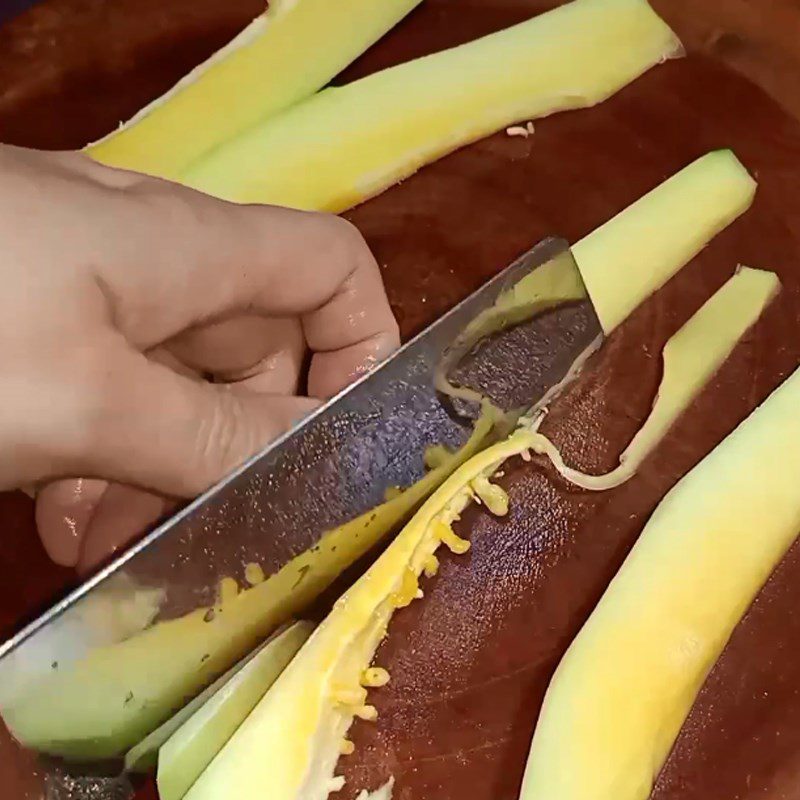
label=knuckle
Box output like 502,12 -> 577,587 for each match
318,214 -> 373,266
137,177 -> 227,242
139,181 -> 203,228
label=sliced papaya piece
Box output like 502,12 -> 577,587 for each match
87,0 -> 423,179
181,0 -> 681,211
521,365 -> 800,800
157,621 -> 313,800
532,266 -> 779,489
574,150 -> 757,332
123,622 -> 297,774
183,429 -> 537,800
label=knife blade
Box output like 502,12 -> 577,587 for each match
0,236 -> 602,793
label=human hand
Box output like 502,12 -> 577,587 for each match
0,145 -> 399,570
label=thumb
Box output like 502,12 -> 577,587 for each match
75,344 -> 319,498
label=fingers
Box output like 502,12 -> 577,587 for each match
35,478 -> 108,566
36,321 -> 313,570
245,213 -> 399,383
76,485 -> 179,574
164,315 -> 306,390
307,331 -> 400,399
84,163 -> 399,390
36,479 -> 179,572
70,342 -> 320,498
297,230 -> 400,397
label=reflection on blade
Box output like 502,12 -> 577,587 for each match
0,411 -> 495,761
436,247 -> 589,415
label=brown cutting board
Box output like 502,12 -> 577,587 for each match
2,2 -> 800,799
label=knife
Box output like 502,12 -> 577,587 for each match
0,237 -> 602,795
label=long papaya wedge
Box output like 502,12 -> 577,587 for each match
181,0 -> 682,211
157,622 -> 314,800
521,363 -> 800,800
532,266 -> 779,488
574,150 -> 757,332
87,0 -> 423,179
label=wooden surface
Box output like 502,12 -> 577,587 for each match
2,2 -> 800,799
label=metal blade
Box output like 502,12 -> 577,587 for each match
0,237 -> 602,794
